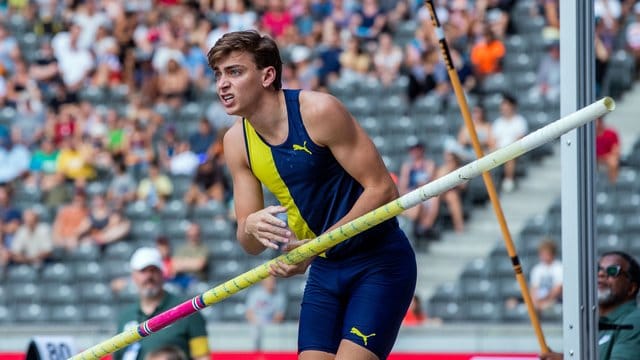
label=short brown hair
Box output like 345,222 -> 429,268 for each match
538,239 -> 557,256
207,30 -> 283,90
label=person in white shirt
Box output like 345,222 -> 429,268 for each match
530,239 -> 563,312
492,94 -> 528,192
10,209 -> 53,267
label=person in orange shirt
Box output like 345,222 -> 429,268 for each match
470,25 -> 505,78
52,190 -> 89,251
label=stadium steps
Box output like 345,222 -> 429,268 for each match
416,147 -> 563,301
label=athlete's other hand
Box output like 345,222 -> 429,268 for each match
245,205 -> 291,250
269,238 -> 313,278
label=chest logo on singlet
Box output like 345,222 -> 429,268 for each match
350,327 -> 376,346
292,141 -> 312,155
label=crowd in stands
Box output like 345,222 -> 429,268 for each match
0,0 -> 636,329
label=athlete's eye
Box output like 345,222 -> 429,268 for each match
229,68 -> 242,76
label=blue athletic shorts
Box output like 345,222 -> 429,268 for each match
297,228 -> 417,359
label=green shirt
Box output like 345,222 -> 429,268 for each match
599,301 -> 640,360
113,291 -> 209,360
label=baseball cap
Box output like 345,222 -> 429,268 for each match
130,247 -> 164,271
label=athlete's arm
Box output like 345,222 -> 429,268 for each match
300,90 -> 399,231
223,122 -> 290,255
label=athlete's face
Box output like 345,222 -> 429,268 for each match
213,51 -> 274,117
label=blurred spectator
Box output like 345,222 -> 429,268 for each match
290,45 -> 319,90
182,40 -> 211,91
168,141 -> 200,177
373,32 -> 403,86
316,22 -> 343,86
124,122 -> 154,177
2,208 -> 22,258
52,190 -> 89,251
596,116 -> 620,183
492,94 -> 528,192
156,236 -> 176,282
77,193 -> 131,247
339,36 -> 371,81
228,0 -> 258,32
470,23 -> 505,79
450,47 -> 476,93
114,247 -> 209,360
56,136 -> 96,185
530,239 -> 563,312
0,25 -> 18,76
408,48 -> 448,102
53,23 -> 95,93
188,119 -> 216,159
402,294 -> 426,326
9,209 -> 53,268
6,59 -> 41,109
535,39 -> 560,102
456,104 -> 495,158
262,0 -> 294,39
157,58 -> 190,109
350,0 -> 387,42
14,96 -> 46,148
108,155 -> 137,209
172,222 -> 209,291
184,155 -> 227,207
137,161 -> 174,211
74,0 -> 112,50
398,142 -> 439,239
106,110 -> 127,154
0,131 -> 30,184
245,276 -> 286,325
144,345 -> 188,360
476,0 -> 514,38
206,100 -> 236,132
29,41 -> 60,95
435,150 -> 466,233
595,16 -> 613,97
539,0 -> 559,31
625,3 -> 640,75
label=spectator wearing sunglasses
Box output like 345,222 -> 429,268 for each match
541,251 -> 640,360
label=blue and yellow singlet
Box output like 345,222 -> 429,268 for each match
242,89 -> 398,259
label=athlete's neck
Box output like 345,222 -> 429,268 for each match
246,90 -> 288,145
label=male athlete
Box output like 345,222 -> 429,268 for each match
208,30 -> 417,360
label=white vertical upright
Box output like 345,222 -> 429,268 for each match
560,1 -> 598,359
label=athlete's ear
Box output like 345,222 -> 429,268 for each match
262,66 -> 276,89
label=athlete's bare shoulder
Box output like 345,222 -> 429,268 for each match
298,90 -> 344,119
223,118 -> 248,165
298,90 -> 353,146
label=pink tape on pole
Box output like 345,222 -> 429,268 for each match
143,295 -> 204,333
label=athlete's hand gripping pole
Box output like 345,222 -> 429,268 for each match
69,97 -> 615,360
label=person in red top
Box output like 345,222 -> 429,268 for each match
402,294 -> 426,326
261,0 -> 294,39
595,116 -> 620,183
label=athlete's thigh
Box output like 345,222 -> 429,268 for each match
299,350 -> 336,360
341,247 -> 417,359
335,339 -> 379,360
298,263 -> 344,355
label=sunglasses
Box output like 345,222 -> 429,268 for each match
598,264 -> 628,278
